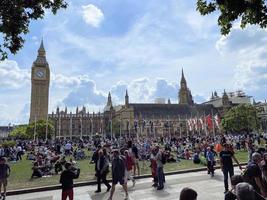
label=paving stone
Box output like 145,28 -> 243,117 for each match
7,168 -> 242,200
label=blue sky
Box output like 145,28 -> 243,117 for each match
1,0 -> 267,125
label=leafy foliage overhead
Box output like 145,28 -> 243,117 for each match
0,0 -> 67,60
197,0 -> 267,35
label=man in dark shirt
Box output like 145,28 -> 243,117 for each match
108,150 -> 128,200
60,162 -> 80,200
95,150 -> 111,193
0,157 -> 10,200
220,143 -> 242,193
245,153 -> 265,196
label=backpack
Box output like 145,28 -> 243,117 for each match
161,152 -> 167,165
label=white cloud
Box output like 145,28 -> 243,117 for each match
51,73 -> 92,88
215,25 -> 267,100
62,79 -> 106,106
0,60 -> 30,89
110,78 -> 178,105
81,4 -> 104,27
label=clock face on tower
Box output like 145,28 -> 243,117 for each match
34,68 -> 46,79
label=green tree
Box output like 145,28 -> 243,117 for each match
26,119 -> 55,140
0,1 -> 67,60
10,120 -> 55,139
197,0 -> 267,35
9,124 -> 29,139
221,104 -> 260,133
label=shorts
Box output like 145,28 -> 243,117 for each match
0,179 -> 7,186
112,177 -> 124,185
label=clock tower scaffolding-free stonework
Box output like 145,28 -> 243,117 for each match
29,40 -> 50,123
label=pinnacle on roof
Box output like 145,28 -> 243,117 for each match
181,68 -> 186,83
125,89 -> 128,97
38,38 -> 46,56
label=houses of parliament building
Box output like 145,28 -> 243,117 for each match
30,41 -> 225,139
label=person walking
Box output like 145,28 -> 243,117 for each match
124,150 -> 136,187
206,146 -> 215,177
108,150 -> 129,200
220,143 -> 242,194
59,162 -> 80,200
95,150 -> 111,193
0,157 -> 10,200
155,145 -> 165,190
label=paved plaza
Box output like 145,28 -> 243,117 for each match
7,168 -> 241,200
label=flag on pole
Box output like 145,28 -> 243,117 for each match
199,118 -> 204,130
187,119 -> 192,131
214,114 -> 221,129
206,114 -> 213,131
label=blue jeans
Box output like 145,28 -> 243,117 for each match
223,167 -> 234,190
157,167 -> 164,188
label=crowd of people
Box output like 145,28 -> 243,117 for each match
0,133 -> 266,200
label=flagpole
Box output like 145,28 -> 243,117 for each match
111,118 -> 113,141
186,115 -> 188,137
197,112 -> 200,137
34,115 -> 36,142
119,114 -> 122,138
154,118 -> 156,139
179,115 -> 182,138
212,109 -> 215,138
59,113 -> 61,139
204,111 -> 208,136
80,117 -> 83,139
70,113 -> 72,140
45,114 -> 48,142
91,118 -> 93,140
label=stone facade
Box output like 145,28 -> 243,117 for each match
48,107 -> 106,139
29,40 -> 50,123
29,42 -> 218,138
111,71 -> 217,138
203,90 -> 251,109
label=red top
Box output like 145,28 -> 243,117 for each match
125,155 -> 133,171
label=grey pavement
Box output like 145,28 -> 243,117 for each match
7,168 -> 241,200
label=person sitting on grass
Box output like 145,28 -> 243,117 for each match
0,157 -> 10,200
27,151 -> 35,160
60,162 -> 80,200
31,161 -> 43,178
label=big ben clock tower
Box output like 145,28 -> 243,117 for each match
29,40 -> 50,123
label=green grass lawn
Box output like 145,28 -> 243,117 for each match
7,150 -> 248,190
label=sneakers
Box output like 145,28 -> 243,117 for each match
157,186 -> 164,190
132,179 -> 136,187
107,185 -> 111,192
152,183 -> 158,187
95,190 -> 101,193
